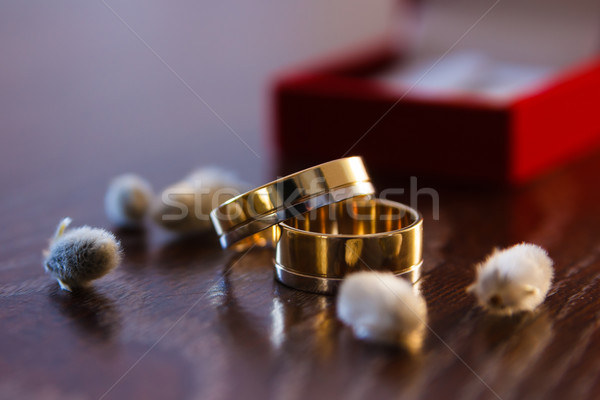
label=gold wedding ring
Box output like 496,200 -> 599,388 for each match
210,157 -> 375,249
275,198 -> 423,294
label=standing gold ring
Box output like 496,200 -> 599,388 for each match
210,157 -> 375,249
275,198 -> 423,294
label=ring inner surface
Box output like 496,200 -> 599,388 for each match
282,199 -> 417,236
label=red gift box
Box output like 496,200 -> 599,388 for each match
273,0 -> 600,184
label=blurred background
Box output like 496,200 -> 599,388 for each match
0,0 -> 395,195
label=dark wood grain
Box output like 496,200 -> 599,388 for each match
3,144 -> 600,400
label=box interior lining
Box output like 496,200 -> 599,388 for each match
373,0 -> 600,101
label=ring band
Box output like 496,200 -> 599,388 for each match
274,198 -> 423,294
210,157 -> 374,249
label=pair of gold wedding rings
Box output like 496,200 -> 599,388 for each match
210,157 -> 423,294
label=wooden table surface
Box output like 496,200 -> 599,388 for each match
3,139 -> 600,400
3,3 -> 600,399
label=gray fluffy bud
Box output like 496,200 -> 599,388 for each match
337,272 -> 427,351
43,218 -> 122,291
152,167 -> 248,234
105,174 -> 153,228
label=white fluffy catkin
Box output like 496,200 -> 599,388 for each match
43,218 -> 122,291
152,167 -> 248,234
467,243 -> 554,315
337,272 -> 427,350
105,173 -> 153,228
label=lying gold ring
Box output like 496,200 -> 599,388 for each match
210,157 -> 374,249
275,198 -> 423,294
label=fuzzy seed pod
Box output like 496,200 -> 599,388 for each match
105,173 -> 153,228
152,167 -> 248,234
43,218 -> 122,291
467,243 -> 554,315
337,272 -> 427,350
